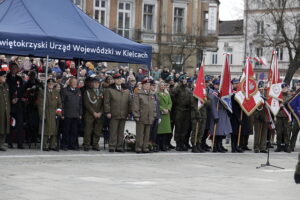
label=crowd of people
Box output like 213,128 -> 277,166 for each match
0,56 -> 299,157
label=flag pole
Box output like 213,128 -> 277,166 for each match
212,101 -> 219,151
237,110 -> 243,146
40,55 -> 49,151
194,121 -> 199,147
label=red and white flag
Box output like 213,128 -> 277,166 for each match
253,56 -> 268,66
193,60 -> 206,109
266,51 -> 283,116
234,58 -> 263,116
219,53 -> 233,113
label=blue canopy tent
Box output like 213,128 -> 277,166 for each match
0,0 -> 152,66
0,0 -> 152,150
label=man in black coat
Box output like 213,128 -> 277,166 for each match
61,77 -> 82,150
6,63 -> 25,149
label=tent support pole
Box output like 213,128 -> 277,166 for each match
40,55 -> 49,151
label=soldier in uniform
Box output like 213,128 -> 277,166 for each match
253,81 -> 268,153
0,69 -> 10,151
83,78 -> 104,151
209,79 -> 232,153
171,74 -> 193,151
104,73 -> 131,152
190,95 -> 209,153
295,153 -> 300,184
229,78 -> 244,153
275,83 -> 292,153
132,78 -> 156,153
37,79 -> 62,151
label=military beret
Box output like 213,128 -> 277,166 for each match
90,77 -> 99,82
205,75 -> 212,83
231,78 -> 239,84
150,79 -> 155,85
113,73 -> 121,79
47,78 -> 56,83
141,78 -> 151,84
281,82 -> 288,88
179,74 -> 187,81
258,81 -> 264,89
212,79 -> 220,85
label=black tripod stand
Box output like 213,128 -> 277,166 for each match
256,140 -> 284,169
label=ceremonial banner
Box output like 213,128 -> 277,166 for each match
288,91 -> 300,126
266,51 -> 282,116
193,61 -> 206,108
219,54 -> 233,113
234,58 -> 263,116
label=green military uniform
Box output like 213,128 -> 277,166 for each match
275,92 -> 292,152
190,97 -> 209,152
0,81 -> 10,150
289,121 -> 299,151
37,88 -> 62,150
295,153 -> 300,183
132,89 -> 156,153
83,88 -> 104,150
253,105 -> 268,152
104,84 -> 131,151
171,82 -> 193,150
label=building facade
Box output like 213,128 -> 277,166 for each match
244,0 -> 300,81
73,0 -> 220,74
205,20 -> 244,78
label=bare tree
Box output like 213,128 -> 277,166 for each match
253,0 -> 300,83
152,33 -> 207,72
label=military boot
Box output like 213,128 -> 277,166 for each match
284,145 -> 291,153
295,173 -> 300,184
196,143 -> 205,153
192,145 -> 200,153
175,142 -> 183,151
275,144 -> 282,152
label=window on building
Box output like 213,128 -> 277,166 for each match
143,4 -> 154,32
173,7 -> 185,34
256,21 -> 264,34
276,48 -> 284,60
277,0 -> 283,8
212,53 -> 218,65
256,47 -> 263,57
94,0 -> 107,26
73,0 -> 85,10
256,0 -> 263,8
117,2 -> 133,38
203,11 -> 209,36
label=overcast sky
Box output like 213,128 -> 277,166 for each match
219,0 -> 244,21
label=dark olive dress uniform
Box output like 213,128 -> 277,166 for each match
171,81 -> 193,151
83,88 -> 104,151
275,91 -> 292,152
104,81 -> 131,152
0,73 -> 10,151
190,97 -> 209,153
253,105 -> 268,152
132,87 -> 156,153
37,86 -> 62,150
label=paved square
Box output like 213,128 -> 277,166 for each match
0,143 -> 299,200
